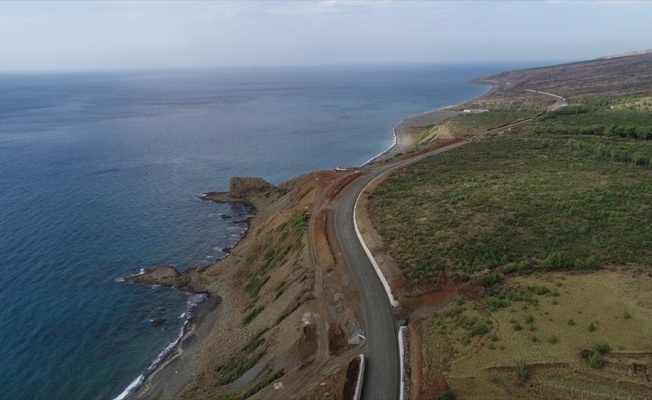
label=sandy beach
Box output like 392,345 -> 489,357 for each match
369,109 -> 461,164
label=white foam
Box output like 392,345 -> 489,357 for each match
112,292 -> 207,400
363,85 -> 493,167
113,374 -> 144,400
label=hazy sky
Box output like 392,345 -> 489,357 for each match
1,0 -> 650,71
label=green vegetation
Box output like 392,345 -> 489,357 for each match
275,294 -> 313,325
437,390 -> 457,400
582,343 -> 611,369
368,132 -> 652,283
240,210 -> 307,302
272,280 -> 286,301
242,327 -> 269,355
240,369 -> 285,398
242,306 -> 264,325
513,362 -> 531,384
215,349 -> 267,386
485,285 -> 551,312
214,369 -> 285,400
534,99 -> 652,139
450,106 -> 543,133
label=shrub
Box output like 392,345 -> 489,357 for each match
587,351 -> 605,369
567,318 -> 576,326
513,362 -> 531,384
548,335 -> 559,344
437,390 -> 457,400
477,273 -> 503,288
588,322 -> 597,332
594,343 -> 611,354
623,311 -> 632,320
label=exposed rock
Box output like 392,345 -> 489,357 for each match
229,177 -> 276,198
125,265 -> 183,286
201,177 -> 277,203
124,265 -> 204,293
150,318 -> 167,326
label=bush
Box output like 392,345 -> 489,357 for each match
513,362 -> 531,384
477,273 -> 503,288
594,343 -> 611,354
587,351 -> 605,369
437,390 -> 457,400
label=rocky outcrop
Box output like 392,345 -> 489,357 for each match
124,265 -> 202,293
201,177 -> 280,207
201,176 -> 290,221
228,177 -> 276,198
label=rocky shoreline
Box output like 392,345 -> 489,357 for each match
120,98 -> 475,400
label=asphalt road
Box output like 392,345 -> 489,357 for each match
333,141 -> 468,400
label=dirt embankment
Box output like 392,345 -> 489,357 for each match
125,170 -> 369,400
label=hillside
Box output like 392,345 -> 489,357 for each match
479,52 -> 652,103
365,53 -> 652,399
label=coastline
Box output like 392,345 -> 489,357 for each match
368,83 -> 494,164
122,79 -> 497,400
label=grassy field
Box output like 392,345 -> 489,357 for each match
368,133 -> 652,284
533,98 -> 652,140
419,271 -> 652,399
373,94 -> 652,399
448,107 -> 542,134
413,106 -> 545,145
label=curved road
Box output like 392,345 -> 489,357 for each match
333,90 -> 565,398
333,141 -> 468,400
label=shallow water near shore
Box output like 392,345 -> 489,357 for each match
0,63 -> 534,399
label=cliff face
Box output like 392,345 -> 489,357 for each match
124,265 -> 194,292
228,177 -> 277,198
125,169 -> 365,400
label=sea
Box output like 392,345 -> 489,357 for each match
0,63 -> 532,399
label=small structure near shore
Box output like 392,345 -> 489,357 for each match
463,108 -> 489,114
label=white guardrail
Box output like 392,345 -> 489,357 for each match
352,181 -> 399,307
398,326 -> 408,400
353,354 -> 366,400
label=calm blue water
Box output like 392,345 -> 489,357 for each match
0,64 -> 525,399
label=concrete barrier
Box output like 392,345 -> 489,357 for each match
353,185 -> 399,307
353,354 -> 366,400
398,326 -> 408,400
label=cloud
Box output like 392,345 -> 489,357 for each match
193,1 -> 246,19
268,0 -> 394,16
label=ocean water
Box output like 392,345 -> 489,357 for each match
0,64 -> 523,399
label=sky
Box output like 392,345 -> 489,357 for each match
0,0 -> 650,72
